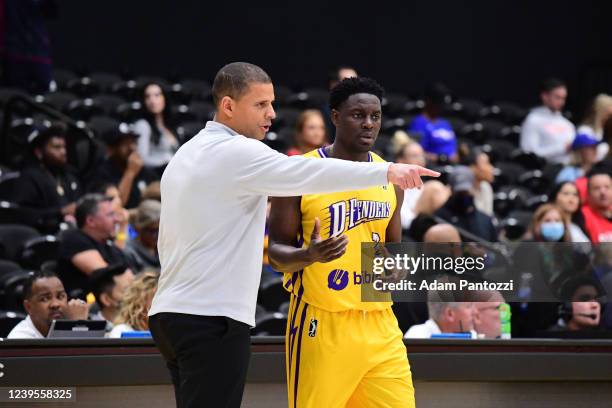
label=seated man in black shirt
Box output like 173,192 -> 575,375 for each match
435,166 -> 498,242
58,194 -> 128,298
94,125 -> 157,208
13,123 -> 82,232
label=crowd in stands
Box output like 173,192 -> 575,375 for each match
0,64 -> 610,340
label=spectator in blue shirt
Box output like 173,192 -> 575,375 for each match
409,83 -> 458,164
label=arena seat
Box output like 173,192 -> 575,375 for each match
251,312 -> 287,336
258,278 -> 289,312
114,101 -> 143,122
87,115 -> 120,139
452,98 -> 487,122
89,72 -> 122,93
488,101 -> 527,125
52,68 -> 78,91
519,170 -> 549,195
0,310 -> 26,337
42,91 -> 78,112
179,79 -> 212,102
66,98 -> 106,121
111,80 -> 140,102
91,94 -> 126,116
509,149 -> 547,170
66,77 -> 101,98
524,194 -> 549,212
482,139 -> 515,163
20,235 -> 60,270
0,269 -> 31,312
176,121 -> 205,144
0,224 -> 40,262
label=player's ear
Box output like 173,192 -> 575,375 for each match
330,109 -> 339,127
220,96 -> 235,118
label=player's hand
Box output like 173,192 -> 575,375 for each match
306,217 -> 349,263
387,163 -> 440,190
64,299 -> 90,320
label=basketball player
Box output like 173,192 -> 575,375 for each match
269,77 -> 415,407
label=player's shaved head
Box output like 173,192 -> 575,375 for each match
212,62 -> 272,106
423,224 -> 461,243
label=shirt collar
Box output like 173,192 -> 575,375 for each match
205,120 -> 240,136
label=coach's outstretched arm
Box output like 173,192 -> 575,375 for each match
234,138 -> 439,197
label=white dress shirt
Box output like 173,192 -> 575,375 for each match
149,121 -> 391,326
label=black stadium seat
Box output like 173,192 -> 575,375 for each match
0,310 -> 26,337
92,94 -> 126,116
66,77 -> 101,98
0,260 -> 21,281
42,91 -> 78,112
0,269 -> 31,312
52,68 -> 78,91
0,224 -> 40,263
519,170 -> 549,195
176,121 -> 204,144
179,79 -> 212,102
66,98 -> 106,121
509,149 -> 547,170
20,235 -> 60,270
89,72 -> 122,93
87,115 -> 120,139
251,312 -> 287,336
114,101 -> 143,122
524,194 -> 549,212
258,278 -> 289,312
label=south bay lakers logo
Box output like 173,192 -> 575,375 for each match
308,319 -> 318,337
328,198 -> 391,237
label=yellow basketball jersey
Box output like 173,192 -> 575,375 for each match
283,147 -> 396,312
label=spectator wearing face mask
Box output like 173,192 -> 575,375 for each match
434,166 -> 497,242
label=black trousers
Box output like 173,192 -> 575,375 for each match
149,313 -> 251,408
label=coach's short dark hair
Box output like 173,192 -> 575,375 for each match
23,270 -> 61,300
75,193 -> 112,229
211,62 -> 272,106
329,77 -> 384,111
540,78 -> 566,93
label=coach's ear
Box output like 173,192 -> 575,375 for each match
330,109 -> 339,127
219,96 -> 235,118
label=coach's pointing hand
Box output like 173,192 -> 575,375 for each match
307,217 -> 349,263
387,163 -> 441,190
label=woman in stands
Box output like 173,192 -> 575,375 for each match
548,182 -> 590,242
109,270 -> 158,338
578,94 -> 612,160
132,83 -> 179,175
513,203 -> 586,337
286,109 -> 327,156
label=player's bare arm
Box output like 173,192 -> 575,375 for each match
269,196 -> 349,273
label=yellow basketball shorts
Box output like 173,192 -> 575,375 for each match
285,294 -> 415,408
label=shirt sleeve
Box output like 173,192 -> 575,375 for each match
60,231 -> 96,260
232,138 -> 390,197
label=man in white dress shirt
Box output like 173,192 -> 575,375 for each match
8,270 -> 89,339
520,78 -> 575,165
147,62 -> 439,408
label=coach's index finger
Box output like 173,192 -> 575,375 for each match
416,166 -> 441,177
